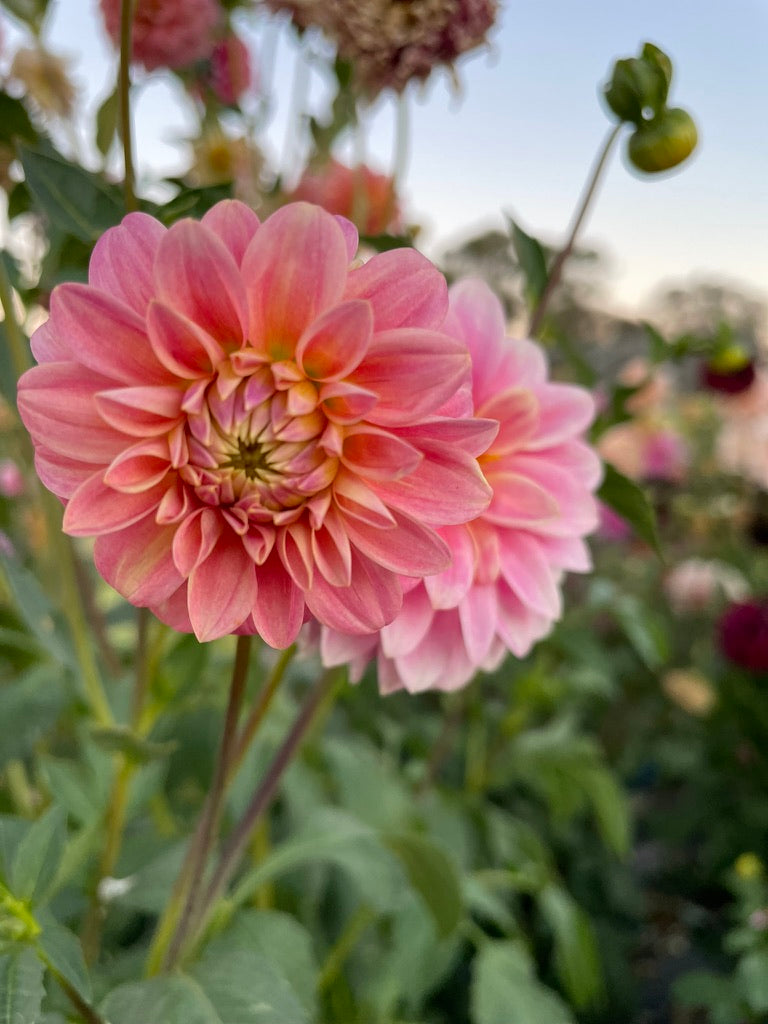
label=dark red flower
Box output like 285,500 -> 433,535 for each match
718,600 -> 768,672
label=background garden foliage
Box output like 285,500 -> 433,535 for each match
0,2 -> 766,1023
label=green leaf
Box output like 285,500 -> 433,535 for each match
11,806 -> 67,905
507,216 -> 548,305
0,552 -> 75,668
674,972 -> 745,1024
101,977 -> 210,1024
383,833 -> 463,937
88,725 -> 177,765
153,183 -> 233,225
95,87 -> 119,158
6,181 -> 32,220
537,885 -> 604,1010
18,144 -> 123,243
579,765 -> 631,858
0,93 -> 37,147
597,462 -> 662,556
471,941 -> 576,1024
0,671 -> 68,769
0,0 -> 51,30
737,950 -> 768,1013
35,912 -> 91,1001
0,948 -> 45,1024
358,233 -> 414,252
0,817 -> 30,886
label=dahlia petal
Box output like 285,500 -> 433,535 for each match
304,550 -> 402,634
424,524 -> 476,608
482,470 -> 560,526
33,449 -> 94,499
296,299 -> 373,381
393,611 -> 456,692
89,212 -> 166,316
498,340 -> 548,390
396,416 -> 499,457
311,510 -> 352,587
95,386 -> 183,436
445,278 -> 507,398
498,531 -> 562,617
333,471 -> 396,528
496,582 -> 551,657
458,584 -> 498,663
341,427 -> 422,481
343,508 -> 450,576
380,585 -> 435,658
334,215 -> 359,261
151,583 -> 193,634
103,439 -> 171,493
154,219 -> 248,346
63,475 -> 167,536
241,524 -> 276,565
538,535 -> 593,573
172,507 -> 222,576
535,440 -> 603,489
469,519 -> 502,584
147,300 -> 225,378
18,362 -> 129,461
243,203 -> 348,357
527,384 -> 595,449
320,381 -> 379,424
94,514 -> 182,604
351,328 -> 470,426
476,388 -> 539,454
30,318 -> 70,363
372,446 -> 492,525
50,285 -> 169,384
344,248 -> 448,330
201,200 -> 261,266
501,457 -> 598,536
250,550 -> 306,649
321,628 -> 377,672
277,520 -> 314,590
187,532 -> 257,641
156,477 -> 194,524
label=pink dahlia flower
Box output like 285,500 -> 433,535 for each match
99,0 -> 220,72
290,160 -> 400,237
321,279 -> 600,693
18,201 -> 493,645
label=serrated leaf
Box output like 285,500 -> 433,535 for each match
471,941 -> 576,1024
507,215 -> 548,305
88,725 -> 177,765
18,144 -> 123,243
597,462 -> 662,556
35,912 -> 91,1001
11,805 -> 66,905
0,670 -> 68,769
95,87 -> 119,158
383,833 -> 462,937
0,948 -> 45,1024
0,93 -> 37,147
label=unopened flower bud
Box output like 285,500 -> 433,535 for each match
702,345 -> 756,395
604,43 -> 672,125
628,107 -> 698,173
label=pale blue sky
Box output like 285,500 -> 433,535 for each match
1,0 -> 766,317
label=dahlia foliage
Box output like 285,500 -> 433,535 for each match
18,201 -> 495,647
322,279 -> 600,692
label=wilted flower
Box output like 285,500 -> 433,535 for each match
266,0 -> 497,96
290,160 -> 400,236
321,278 -> 600,693
10,46 -> 76,119
99,0 -> 220,72
718,600 -> 768,673
664,558 -> 749,614
18,201 -> 493,645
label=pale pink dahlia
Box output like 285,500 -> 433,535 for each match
321,279 -> 601,693
18,201 -> 493,646
99,0 -> 220,72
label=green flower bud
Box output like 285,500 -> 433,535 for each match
603,43 -> 672,125
641,43 -> 673,93
628,107 -> 698,173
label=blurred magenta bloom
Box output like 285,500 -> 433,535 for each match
208,33 -> 253,105
321,279 -> 600,692
18,201 -> 493,645
99,0 -> 220,71
718,600 -> 768,673
599,420 -> 688,484
0,459 -> 24,498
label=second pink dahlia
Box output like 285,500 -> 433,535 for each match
99,0 -> 220,72
18,201 -> 493,646
322,279 -> 601,692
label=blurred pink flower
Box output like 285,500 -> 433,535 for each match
290,160 -> 400,237
18,201 -> 493,645
99,0 -> 220,71
664,558 -> 749,614
208,33 -> 253,105
597,501 -> 631,541
0,459 -> 24,498
321,278 -> 600,693
716,370 -> 768,488
718,600 -> 768,673
598,421 -> 688,483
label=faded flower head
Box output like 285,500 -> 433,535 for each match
322,279 -> 600,693
99,0 -> 220,72
718,600 -> 768,673
290,160 -> 400,236
18,201 -> 493,645
266,0 -> 497,96
10,46 -> 76,119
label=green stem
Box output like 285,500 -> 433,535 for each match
318,905 -> 375,992
147,636 -> 253,975
172,668 -> 341,966
0,255 -> 30,379
229,645 -> 295,777
528,123 -> 621,337
119,0 -> 137,212
41,958 -> 105,1024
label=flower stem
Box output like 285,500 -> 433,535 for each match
318,904 -> 376,992
171,668 -> 341,966
147,635 -> 253,975
119,0 -> 137,212
0,256 -> 30,379
229,644 -> 295,778
528,123 -> 621,337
